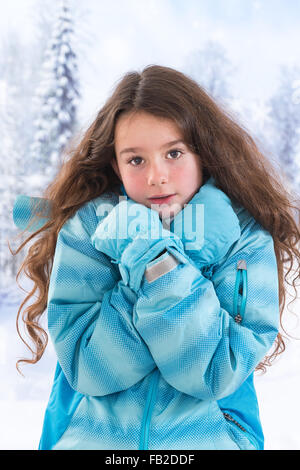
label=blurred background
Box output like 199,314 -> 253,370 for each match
0,0 -> 299,450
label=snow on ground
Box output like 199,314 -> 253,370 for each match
0,281 -> 299,450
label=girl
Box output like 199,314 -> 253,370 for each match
11,65 -> 299,450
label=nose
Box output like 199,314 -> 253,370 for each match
147,161 -> 168,186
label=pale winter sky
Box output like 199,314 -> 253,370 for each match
1,0 -> 300,123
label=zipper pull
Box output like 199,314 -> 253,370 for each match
233,259 -> 248,324
237,259 -> 247,270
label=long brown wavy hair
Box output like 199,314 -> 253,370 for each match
10,64 -> 300,374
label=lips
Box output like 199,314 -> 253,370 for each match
148,194 -> 175,204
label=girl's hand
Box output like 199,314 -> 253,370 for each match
91,199 -> 173,263
91,198 -> 187,292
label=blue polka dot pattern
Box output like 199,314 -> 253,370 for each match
13,181 -> 279,450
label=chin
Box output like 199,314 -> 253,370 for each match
157,203 -> 182,220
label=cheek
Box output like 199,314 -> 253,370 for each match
172,164 -> 195,186
174,159 -> 202,193
122,172 -> 145,200
184,158 -> 201,180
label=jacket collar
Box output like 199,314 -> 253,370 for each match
170,176 -> 241,267
120,178 -> 241,266
13,179 -> 241,267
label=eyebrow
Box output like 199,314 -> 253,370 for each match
119,139 -> 186,156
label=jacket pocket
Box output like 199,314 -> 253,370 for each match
222,410 -> 258,450
210,400 -> 258,450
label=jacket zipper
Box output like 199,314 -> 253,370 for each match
139,368 -> 159,450
223,412 -> 247,432
223,411 -> 259,449
223,261 -> 257,446
233,259 -> 248,323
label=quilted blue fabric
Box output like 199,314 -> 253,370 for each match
13,177 -> 279,450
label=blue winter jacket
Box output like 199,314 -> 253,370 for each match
13,177 -> 279,450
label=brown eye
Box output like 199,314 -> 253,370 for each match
168,149 -> 183,159
128,157 -> 143,166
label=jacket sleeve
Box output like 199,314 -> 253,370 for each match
47,202 -> 156,397
132,217 -> 280,400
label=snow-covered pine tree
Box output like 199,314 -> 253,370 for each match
233,97 -> 276,163
182,40 -> 236,104
30,0 -> 80,187
268,64 -> 300,192
0,0 -> 80,286
182,40 -> 277,168
0,32 -> 35,288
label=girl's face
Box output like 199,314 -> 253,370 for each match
112,111 -> 203,219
